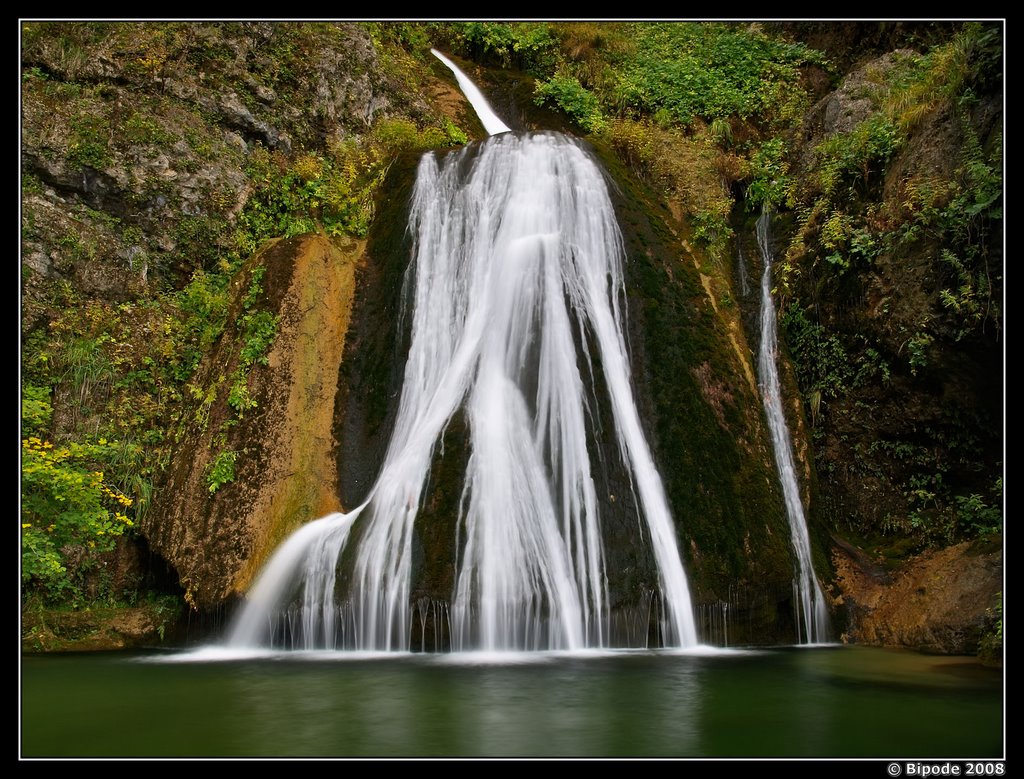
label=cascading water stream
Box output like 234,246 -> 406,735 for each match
754,208 -> 831,644
431,48 -> 512,136
227,52 -> 697,652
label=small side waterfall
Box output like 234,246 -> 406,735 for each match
736,243 -> 751,298
227,52 -> 698,652
754,209 -> 831,644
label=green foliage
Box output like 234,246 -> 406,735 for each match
604,118 -> 733,257
611,23 -> 823,128
745,138 -> 793,209
226,376 -> 256,416
938,249 -> 992,340
954,478 -> 1002,537
238,147 -> 339,247
224,264 -> 278,421
932,138 -> 1002,341
121,112 -> 174,148
904,331 -> 933,375
820,210 -> 852,250
242,265 -> 267,310
21,385 -> 53,436
22,292 -> 191,548
853,347 -> 891,386
780,305 -> 852,401
816,114 -> 901,199
172,270 -> 231,381
436,21 -> 822,148
885,132 -> 1001,346
848,227 -> 880,264
57,333 -> 115,423
238,310 -> 278,368
206,449 -> 238,494
67,112 -> 113,171
978,591 -> 1002,663
364,21 -> 432,54
372,117 -> 467,153
780,20 -> 1003,524
237,119 -> 465,249
22,65 -> 49,82
176,214 -> 231,274
534,74 -> 605,132
441,117 -> 469,146
903,475 -> 1001,545
446,21 -> 558,74
22,20 -> 113,51
223,305 -> 278,420
880,23 -> 1002,131
21,431 -> 135,601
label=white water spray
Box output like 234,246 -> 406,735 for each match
228,56 -> 697,652
754,208 -> 831,644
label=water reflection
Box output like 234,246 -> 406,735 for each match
21,646 -> 1001,758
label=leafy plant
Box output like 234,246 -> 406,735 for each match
978,591 -> 1002,664
443,21 -> 557,74
611,23 -> 823,129
780,305 -> 852,401
170,270 -> 231,382
534,73 -> 605,132
745,138 -> 793,209
21,384 -> 53,435
237,117 -> 466,250
21,434 -> 135,600
904,331 -> 933,375
206,449 -> 238,494
238,310 -> 278,368
226,375 -> 256,416
67,112 -> 113,171
816,113 -> 901,199
954,478 -> 1002,537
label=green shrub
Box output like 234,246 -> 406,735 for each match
206,449 -> 238,494
445,21 -> 557,74
612,23 -> 823,128
780,305 -> 853,401
534,74 -> 605,132
21,433 -> 135,601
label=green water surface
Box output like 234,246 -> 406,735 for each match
20,645 -> 1003,759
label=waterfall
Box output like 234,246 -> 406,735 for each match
754,208 -> 831,644
736,243 -> 751,298
431,49 -> 512,136
227,54 -> 697,652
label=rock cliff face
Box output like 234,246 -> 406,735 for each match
141,234 -> 360,607
21,22 -> 431,297
832,536 -> 1002,657
784,48 -> 1002,541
